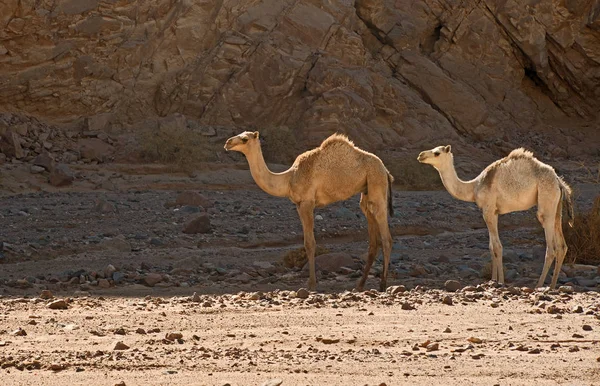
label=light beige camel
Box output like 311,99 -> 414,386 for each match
418,145 -> 574,289
225,131 -> 394,291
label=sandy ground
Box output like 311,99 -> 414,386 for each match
0,162 -> 599,385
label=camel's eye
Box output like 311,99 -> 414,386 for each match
434,152 -> 440,157
242,137 -> 248,143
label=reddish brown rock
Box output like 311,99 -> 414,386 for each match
182,214 -> 212,234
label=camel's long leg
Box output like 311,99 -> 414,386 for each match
297,201 -> 316,291
357,193 -> 381,291
536,212 -> 557,288
483,210 -> 504,284
549,215 -> 568,289
373,202 -> 392,292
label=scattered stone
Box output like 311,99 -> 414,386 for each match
302,252 -> 358,273
136,328 -> 146,334
558,285 -> 574,294
572,305 -> 584,313
387,285 -> 406,294
113,341 -> 129,350
101,238 -> 131,252
443,327 -> 452,333
296,288 -> 309,299
401,302 -> 415,310
33,151 -> 55,171
112,272 -> 126,284
165,332 -> 183,341
182,214 -> 212,234
39,290 -> 53,299
442,295 -> 453,305
444,280 -> 462,292
94,199 -> 117,213
98,279 -> 111,289
320,337 -> 340,344
48,299 -> 68,310
174,191 -> 213,208
528,348 -> 541,354
143,273 -> 163,287
30,165 -> 45,174
582,325 -> 593,331
50,363 -> 65,371
104,264 -> 117,278
261,379 -> 283,386
468,337 -> 483,344
48,164 -> 74,187
426,342 -> 439,351
192,292 -> 201,302
11,327 -> 27,336
249,292 -> 262,300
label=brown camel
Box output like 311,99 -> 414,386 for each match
418,145 -> 574,289
225,131 -> 394,291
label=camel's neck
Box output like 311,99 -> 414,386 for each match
245,145 -> 291,198
436,159 -> 476,203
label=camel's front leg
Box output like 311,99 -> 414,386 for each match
297,201 -> 317,291
483,210 -> 504,284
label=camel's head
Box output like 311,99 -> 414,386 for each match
417,145 -> 452,168
224,131 -> 260,153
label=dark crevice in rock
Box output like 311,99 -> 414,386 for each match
392,66 -> 463,136
420,24 -> 442,56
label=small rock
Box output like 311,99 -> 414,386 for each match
136,328 -> 146,334
182,214 -> 212,234
174,191 -> 213,208
249,292 -> 262,300
192,292 -> 201,302
104,264 -> 117,278
50,363 -> 65,371
261,379 -> 283,386
320,337 -> 340,344
48,164 -> 74,187
48,299 -> 68,310
572,305 -> 584,313
582,325 -> 593,331
468,337 -> 483,344
387,285 -> 406,294
444,280 -> 462,292
302,252 -> 359,272
114,382 -> 126,386
442,295 -> 453,305
401,302 -> 415,310
94,199 -> 117,213
39,290 -> 53,299
165,332 -> 183,341
528,348 -> 541,354
443,327 -> 452,333
140,273 -> 162,287
98,279 -> 111,289
30,165 -> 45,174
11,327 -> 27,336
113,341 -> 129,350
426,342 -> 439,351
296,288 -> 309,299
558,285 -> 574,294
112,272 -> 126,284
33,151 -> 55,171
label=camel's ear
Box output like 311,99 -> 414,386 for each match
253,131 -> 259,139
444,145 -> 451,153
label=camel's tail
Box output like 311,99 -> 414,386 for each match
558,176 -> 574,227
387,173 -> 394,218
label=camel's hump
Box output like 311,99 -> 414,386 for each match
507,148 -> 534,159
320,133 -> 355,149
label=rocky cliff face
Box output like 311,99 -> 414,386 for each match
1,0 -> 599,162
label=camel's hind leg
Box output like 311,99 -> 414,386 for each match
536,191 -> 561,288
297,201 -> 317,291
550,212 -> 568,289
357,193 -> 380,291
374,204 -> 392,292
483,209 -> 504,284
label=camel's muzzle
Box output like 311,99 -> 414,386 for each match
224,138 -> 233,151
417,152 -> 427,162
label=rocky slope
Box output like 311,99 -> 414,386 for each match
0,0 -> 599,161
